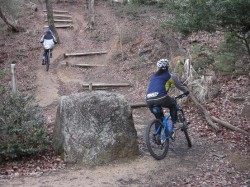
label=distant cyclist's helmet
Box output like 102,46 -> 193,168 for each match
47,28 -> 52,34
157,59 -> 170,70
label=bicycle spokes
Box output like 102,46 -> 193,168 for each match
146,119 -> 169,160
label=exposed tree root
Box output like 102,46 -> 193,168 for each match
211,116 -> 250,136
190,92 -> 249,136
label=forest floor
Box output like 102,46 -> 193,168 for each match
0,1 -> 249,187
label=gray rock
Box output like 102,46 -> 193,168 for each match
53,91 -> 139,166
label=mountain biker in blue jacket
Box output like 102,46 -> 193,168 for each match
146,59 -> 189,127
40,28 -> 57,65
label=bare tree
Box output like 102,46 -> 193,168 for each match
0,7 -> 20,32
45,0 -> 60,43
86,0 -> 95,29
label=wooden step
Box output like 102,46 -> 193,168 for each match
69,63 -> 106,67
43,10 -> 70,14
44,14 -> 72,19
64,51 -> 108,58
44,25 -> 73,28
130,102 -> 147,109
82,83 -> 131,88
45,19 -> 73,23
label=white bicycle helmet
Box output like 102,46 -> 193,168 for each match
157,59 -> 170,70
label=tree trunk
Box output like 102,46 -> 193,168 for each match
235,33 -> 250,55
86,0 -> 95,29
45,0 -> 60,43
243,37 -> 250,55
0,7 -> 20,32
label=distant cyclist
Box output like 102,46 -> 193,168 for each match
40,28 -> 57,65
146,59 -> 189,128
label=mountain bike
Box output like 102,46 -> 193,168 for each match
44,49 -> 51,71
145,93 -> 192,160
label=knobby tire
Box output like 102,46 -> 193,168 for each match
46,61 -> 49,71
183,121 -> 192,148
179,110 -> 192,148
45,50 -> 50,71
145,119 -> 169,160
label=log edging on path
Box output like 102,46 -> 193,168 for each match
44,25 -> 73,28
64,51 -> 108,58
43,10 -> 70,14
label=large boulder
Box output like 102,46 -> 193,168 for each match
53,91 -> 139,166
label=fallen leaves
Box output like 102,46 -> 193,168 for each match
0,152 -> 65,179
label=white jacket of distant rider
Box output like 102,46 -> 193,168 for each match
40,32 -> 57,49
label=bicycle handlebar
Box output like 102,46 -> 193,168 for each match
175,93 -> 188,100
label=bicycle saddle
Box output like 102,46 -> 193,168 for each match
151,106 -> 162,114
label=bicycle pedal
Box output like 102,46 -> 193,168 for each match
152,135 -> 161,145
171,132 -> 175,141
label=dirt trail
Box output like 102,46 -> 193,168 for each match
1,120 -> 249,187
35,47 -> 62,107
35,2 -> 113,107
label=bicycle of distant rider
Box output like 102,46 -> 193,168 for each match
44,49 -> 51,71
145,93 -> 192,160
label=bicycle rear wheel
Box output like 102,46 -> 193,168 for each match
178,111 -> 192,148
145,119 -> 169,160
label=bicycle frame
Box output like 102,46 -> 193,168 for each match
154,99 -> 182,144
161,114 -> 172,142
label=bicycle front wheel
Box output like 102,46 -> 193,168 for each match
46,61 -> 49,71
182,121 -> 192,147
145,119 -> 169,160
178,111 -> 192,148
45,50 -> 50,71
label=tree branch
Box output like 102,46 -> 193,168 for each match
45,0 -> 60,43
0,7 -> 21,32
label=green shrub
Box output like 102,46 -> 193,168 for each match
165,0 -> 250,55
0,0 -> 23,20
214,53 -> 236,73
188,44 -> 214,73
219,33 -> 249,56
0,70 -> 6,94
0,92 -> 50,162
114,3 -> 149,18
